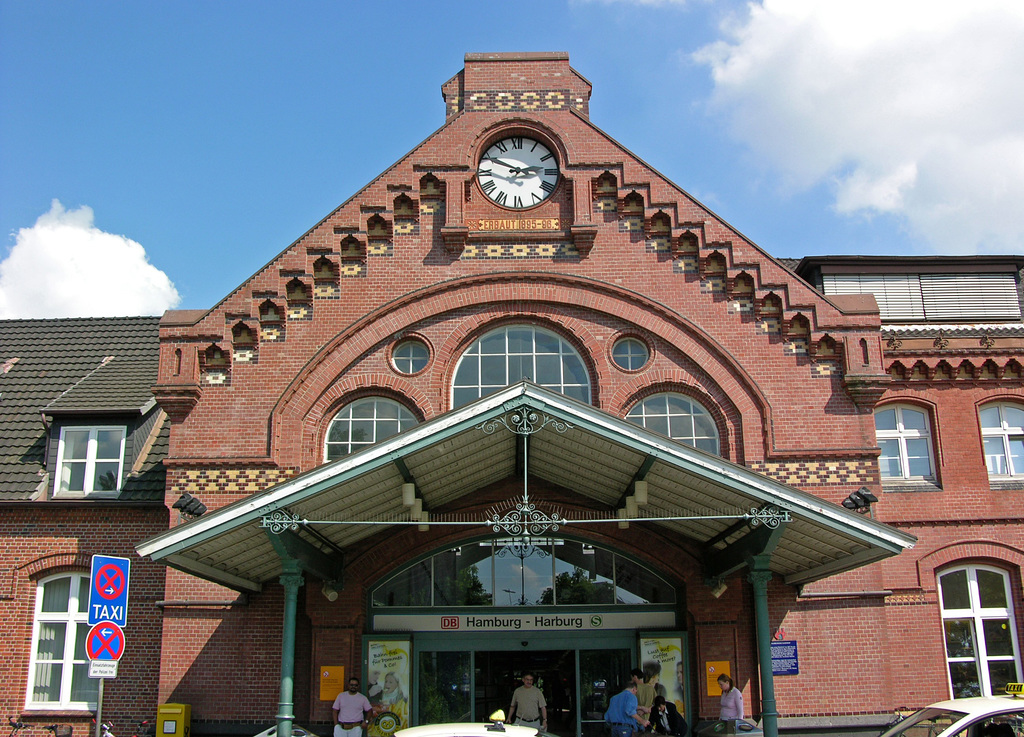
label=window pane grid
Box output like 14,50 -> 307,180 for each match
29,574 -> 96,708
938,566 -> 1022,697
392,340 -> 429,374
55,426 -> 125,494
625,393 -> 720,455
372,539 -> 673,608
874,406 -> 934,480
324,398 -> 418,461
612,338 -> 649,371
980,403 -> 1024,477
452,326 -> 592,407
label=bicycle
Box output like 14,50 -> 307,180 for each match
7,718 -> 27,737
129,721 -> 155,737
89,722 -> 113,737
44,724 -> 74,737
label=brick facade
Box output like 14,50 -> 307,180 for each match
146,53 -> 1023,734
5,52 -> 1021,737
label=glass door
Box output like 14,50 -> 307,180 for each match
418,650 -> 472,723
580,648 -> 633,737
474,649 -> 577,736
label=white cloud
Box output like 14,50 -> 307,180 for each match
694,0 -> 1024,253
0,200 -> 181,318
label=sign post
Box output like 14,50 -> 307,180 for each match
87,555 -> 131,737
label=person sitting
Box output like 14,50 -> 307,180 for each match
649,695 -> 687,736
980,723 -> 1013,737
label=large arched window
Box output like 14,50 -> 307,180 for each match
27,573 -> 97,709
938,565 -> 1022,697
324,397 -> 418,461
371,538 -> 674,608
980,403 -> 1024,477
451,325 -> 591,408
874,404 -> 935,480
625,393 -> 720,455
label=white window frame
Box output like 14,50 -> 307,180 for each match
937,565 -> 1022,698
611,337 -> 650,371
392,339 -> 430,375
53,425 -> 127,497
980,402 -> 1024,477
874,404 -> 935,481
323,397 -> 418,461
625,392 -> 720,455
25,573 -> 97,710
451,325 -> 592,408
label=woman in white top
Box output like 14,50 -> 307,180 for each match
717,674 -> 743,721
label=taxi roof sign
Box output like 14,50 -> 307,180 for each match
1006,682 -> 1023,696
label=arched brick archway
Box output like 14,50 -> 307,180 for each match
273,272 -> 770,469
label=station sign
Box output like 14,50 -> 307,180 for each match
88,554 -> 130,626
372,610 -> 675,632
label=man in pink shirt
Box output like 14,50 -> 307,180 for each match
333,678 -> 372,737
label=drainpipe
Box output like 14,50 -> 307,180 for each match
277,559 -> 305,737
748,554 -> 778,737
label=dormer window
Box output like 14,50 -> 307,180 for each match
54,426 -> 126,495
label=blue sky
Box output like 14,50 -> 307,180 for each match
2,0 -> 1023,317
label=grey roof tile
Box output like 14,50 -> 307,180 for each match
0,316 -> 165,501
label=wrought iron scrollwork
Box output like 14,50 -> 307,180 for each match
260,509 -> 304,533
746,505 -> 790,529
477,404 -> 574,437
489,500 -> 565,537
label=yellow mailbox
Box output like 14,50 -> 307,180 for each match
157,703 -> 191,737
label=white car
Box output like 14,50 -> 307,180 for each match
877,694 -> 1024,737
394,713 -> 543,737
251,725 -> 316,737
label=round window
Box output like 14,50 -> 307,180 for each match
612,337 -> 649,371
392,339 -> 430,375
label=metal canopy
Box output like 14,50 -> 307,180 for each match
137,382 -> 915,592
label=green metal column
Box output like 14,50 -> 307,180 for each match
747,555 -> 778,737
277,559 -> 305,737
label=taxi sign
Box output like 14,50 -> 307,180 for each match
88,555 -> 130,626
86,621 -> 126,661
1006,682 -> 1024,695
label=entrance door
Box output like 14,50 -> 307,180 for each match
580,649 -> 633,737
413,631 -> 640,733
476,649 -> 576,737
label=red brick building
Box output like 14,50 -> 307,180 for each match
4,53 -> 1023,737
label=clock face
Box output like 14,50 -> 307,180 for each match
477,136 -> 559,209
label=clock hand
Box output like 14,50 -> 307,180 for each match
479,169 -> 518,182
490,157 -> 525,175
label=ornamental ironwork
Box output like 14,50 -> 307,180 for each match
477,406 -> 574,437
480,403 -> 574,537
490,500 -> 565,537
746,505 -> 790,528
260,509 -> 304,533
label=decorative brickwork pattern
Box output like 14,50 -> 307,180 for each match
173,466 -> 298,494
462,242 -> 580,259
747,459 -> 877,486
463,89 -> 576,114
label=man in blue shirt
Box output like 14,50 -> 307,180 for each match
604,682 -> 649,737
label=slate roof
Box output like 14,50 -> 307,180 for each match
0,317 -> 166,501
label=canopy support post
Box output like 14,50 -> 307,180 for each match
276,558 -> 305,737
748,554 -> 778,737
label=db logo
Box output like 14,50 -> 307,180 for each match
441,616 -> 460,629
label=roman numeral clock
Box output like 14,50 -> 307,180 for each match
477,136 -> 560,209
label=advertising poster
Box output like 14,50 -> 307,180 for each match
366,640 -> 410,737
639,636 -> 685,718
